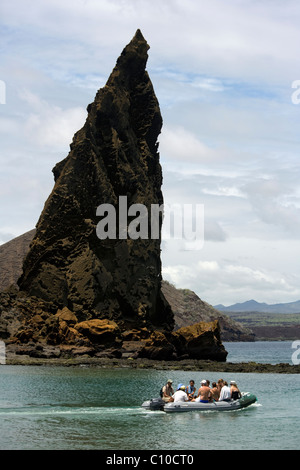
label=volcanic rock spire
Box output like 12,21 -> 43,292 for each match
18,30 -> 174,331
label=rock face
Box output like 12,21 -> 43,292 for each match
174,320 -> 227,360
0,230 -> 35,293
162,281 -> 255,341
0,31 -> 231,362
135,319 -> 227,361
17,29 -> 173,332
0,231 -> 250,347
1,289 -> 227,361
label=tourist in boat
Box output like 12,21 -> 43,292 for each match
210,382 -> 220,401
217,378 -> 224,394
219,380 -> 232,401
185,380 -> 196,400
172,384 -> 189,402
230,381 -> 242,400
194,380 -> 212,403
161,379 -> 174,403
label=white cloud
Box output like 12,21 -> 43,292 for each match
197,260 -> 219,272
162,237 -> 300,305
19,89 -> 87,148
160,126 -> 216,163
242,176 -> 300,236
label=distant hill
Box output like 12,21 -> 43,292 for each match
215,299 -> 300,314
162,281 -> 254,342
0,229 -> 35,291
220,310 -> 300,341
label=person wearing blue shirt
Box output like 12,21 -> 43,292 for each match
185,380 -> 196,400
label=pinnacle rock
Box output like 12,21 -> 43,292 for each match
18,31 -> 174,332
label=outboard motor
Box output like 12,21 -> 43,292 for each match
141,397 -> 165,411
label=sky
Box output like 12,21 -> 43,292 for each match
1,0 -> 300,306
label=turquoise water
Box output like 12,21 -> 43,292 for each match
0,342 -> 299,450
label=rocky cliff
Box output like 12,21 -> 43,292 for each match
17,29 -> 173,332
0,31 -> 230,362
0,230 -> 251,344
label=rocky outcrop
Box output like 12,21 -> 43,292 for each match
136,319 -> 227,361
17,29 -> 173,332
0,31 -> 232,363
139,331 -> 176,361
162,281 -> 255,341
1,289 -> 227,361
0,231 -> 255,343
74,319 -> 120,345
173,320 -> 227,361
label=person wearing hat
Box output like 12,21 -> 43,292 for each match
230,380 -> 241,400
161,379 -> 175,403
172,384 -> 189,403
194,380 -> 212,403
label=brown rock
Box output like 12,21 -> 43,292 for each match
173,320 -> 228,361
121,340 -> 147,358
95,348 -> 122,359
139,330 -> 176,360
121,328 -> 149,341
74,319 -> 120,345
55,307 -> 78,326
60,345 -> 95,357
58,320 -> 79,344
39,315 -> 61,345
14,328 -> 35,343
31,314 -> 44,327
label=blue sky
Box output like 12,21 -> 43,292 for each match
1,0 -> 300,305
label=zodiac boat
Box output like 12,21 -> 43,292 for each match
141,392 -> 257,413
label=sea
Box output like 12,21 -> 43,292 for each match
0,341 -> 299,452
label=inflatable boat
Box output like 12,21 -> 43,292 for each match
141,392 -> 257,413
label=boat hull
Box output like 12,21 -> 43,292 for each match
141,392 -> 257,413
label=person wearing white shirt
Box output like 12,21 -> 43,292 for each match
172,384 -> 189,402
219,381 -> 231,401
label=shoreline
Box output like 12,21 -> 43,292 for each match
4,354 -> 300,373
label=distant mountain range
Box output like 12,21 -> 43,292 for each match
215,299 -> 300,314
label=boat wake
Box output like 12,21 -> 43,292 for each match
0,404 -> 142,417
